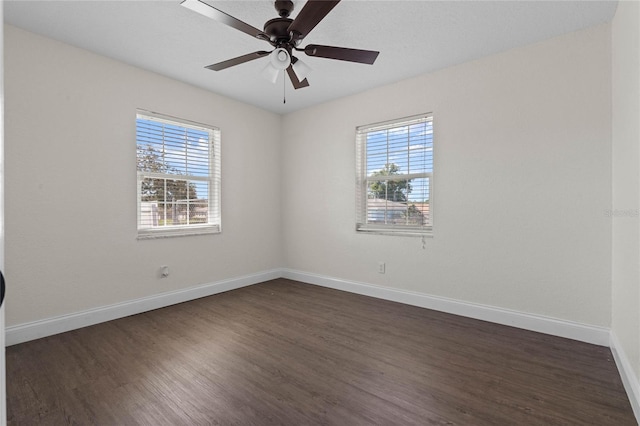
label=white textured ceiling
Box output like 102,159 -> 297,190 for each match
4,0 -> 617,114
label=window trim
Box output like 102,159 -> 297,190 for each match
136,109 -> 222,239
355,113 -> 433,236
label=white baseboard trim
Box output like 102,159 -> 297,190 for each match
281,269 -> 611,347
5,269 -> 282,346
610,332 -> 640,422
6,268 -> 611,348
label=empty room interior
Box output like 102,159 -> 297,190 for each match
2,0 -> 640,424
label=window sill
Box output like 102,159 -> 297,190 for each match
137,225 -> 221,240
356,226 -> 433,237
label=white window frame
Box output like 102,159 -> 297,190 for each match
356,113 -> 433,236
136,110 -> 221,239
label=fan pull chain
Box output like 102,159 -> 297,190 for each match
283,72 -> 286,104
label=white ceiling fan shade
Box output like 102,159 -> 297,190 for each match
261,62 -> 281,84
292,58 -> 312,81
270,48 -> 291,71
261,48 -> 291,84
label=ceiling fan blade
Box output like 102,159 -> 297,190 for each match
304,44 -> 379,65
287,0 -> 340,40
286,65 -> 310,89
181,0 -> 268,40
205,51 -> 271,71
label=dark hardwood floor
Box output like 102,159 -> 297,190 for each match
6,279 -> 637,425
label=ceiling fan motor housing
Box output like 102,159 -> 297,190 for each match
263,17 -> 294,45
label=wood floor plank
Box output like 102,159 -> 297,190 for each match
7,279 -> 637,425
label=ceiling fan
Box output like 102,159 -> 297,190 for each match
180,0 -> 380,89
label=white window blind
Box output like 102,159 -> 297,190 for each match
136,110 -> 221,238
356,114 -> 433,235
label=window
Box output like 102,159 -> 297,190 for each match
136,110 -> 221,238
356,114 -> 433,235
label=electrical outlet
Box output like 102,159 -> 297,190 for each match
378,262 -> 386,274
160,265 -> 169,278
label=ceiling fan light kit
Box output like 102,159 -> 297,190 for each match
270,48 -> 291,70
261,61 -> 281,84
263,48 -> 306,86
180,0 -> 379,92
292,57 -> 312,82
